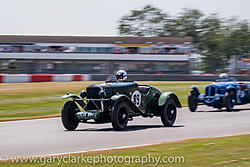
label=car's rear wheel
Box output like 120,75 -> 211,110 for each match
61,101 -> 79,131
161,99 -> 177,127
188,92 -> 198,112
223,91 -> 234,111
111,102 -> 129,130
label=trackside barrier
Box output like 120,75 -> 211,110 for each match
0,74 -> 249,83
0,74 -> 91,83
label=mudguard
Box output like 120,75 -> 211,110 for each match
111,94 -> 143,114
61,93 -> 81,99
226,85 -> 235,91
158,92 -> 182,108
190,86 -> 200,95
61,93 -> 85,108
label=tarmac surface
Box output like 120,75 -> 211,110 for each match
1,104 -> 250,158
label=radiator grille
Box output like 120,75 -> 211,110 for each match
205,86 -> 216,96
86,87 -> 101,110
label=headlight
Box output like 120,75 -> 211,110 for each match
98,90 -> 106,98
215,94 -> 220,100
80,90 -> 87,98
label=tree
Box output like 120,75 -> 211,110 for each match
173,8 -> 204,43
118,5 -> 168,36
223,20 -> 250,58
118,5 -> 250,73
198,14 -> 226,73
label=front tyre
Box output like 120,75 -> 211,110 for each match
161,98 -> 177,127
61,101 -> 79,131
111,102 -> 129,130
188,92 -> 198,112
223,91 -> 234,111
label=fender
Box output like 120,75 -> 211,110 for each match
158,92 -> 182,108
61,93 -> 85,108
190,86 -> 200,95
61,93 -> 81,99
111,94 -> 143,114
226,85 -> 236,99
226,85 -> 235,91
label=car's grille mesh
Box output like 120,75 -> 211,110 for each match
210,87 -> 216,96
205,87 -> 209,96
86,87 -> 101,110
205,86 -> 216,96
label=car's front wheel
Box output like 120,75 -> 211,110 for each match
61,101 -> 79,131
111,102 -> 129,130
188,92 -> 198,112
223,91 -> 235,111
161,99 -> 177,127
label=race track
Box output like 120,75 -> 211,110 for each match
1,104 -> 250,158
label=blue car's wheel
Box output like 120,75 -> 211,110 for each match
188,92 -> 198,112
223,91 -> 234,111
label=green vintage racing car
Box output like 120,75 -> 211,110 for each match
61,70 -> 182,131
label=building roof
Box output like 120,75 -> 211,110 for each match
0,52 -> 189,62
0,35 -> 192,44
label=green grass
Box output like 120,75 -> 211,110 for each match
1,135 -> 250,167
0,81 -> 210,121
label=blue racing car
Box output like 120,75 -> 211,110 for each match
188,73 -> 250,112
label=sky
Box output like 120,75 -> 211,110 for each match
0,0 -> 249,36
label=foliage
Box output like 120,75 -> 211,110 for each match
118,5 -> 250,73
119,5 -> 168,37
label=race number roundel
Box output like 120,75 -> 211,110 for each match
131,90 -> 141,107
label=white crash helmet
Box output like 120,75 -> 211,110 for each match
219,73 -> 228,79
116,70 -> 127,81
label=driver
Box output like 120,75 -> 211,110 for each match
116,70 -> 127,81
